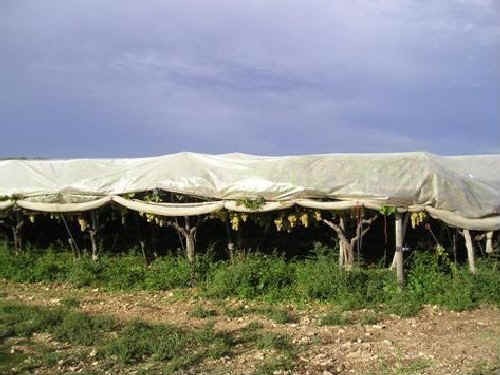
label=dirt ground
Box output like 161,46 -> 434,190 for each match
1,281 -> 499,374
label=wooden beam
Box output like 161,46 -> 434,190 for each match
462,229 -> 476,274
390,212 -> 409,270
486,232 -> 494,254
89,211 -> 99,261
395,212 -> 404,287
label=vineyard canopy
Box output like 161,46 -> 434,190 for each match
0,152 -> 499,231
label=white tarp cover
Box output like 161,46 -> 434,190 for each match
0,152 -> 499,230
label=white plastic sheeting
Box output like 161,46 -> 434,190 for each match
0,201 -> 14,211
0,152 -> 499,230
112,196 -> 225,217
16,197 -> 112,213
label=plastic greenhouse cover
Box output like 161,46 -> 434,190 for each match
0,152 -> 499,230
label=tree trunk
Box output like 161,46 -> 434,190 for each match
463,229 -> 476,274
323,214 -> 377,271
90,212 -> 99,261
343,240 -> 354,270
185,231 -> 196,263
12,213 -> 24,254
338,217 -> 345,268
338,240 -> 345,268
68,237 -> 78,259
12,226 -> 19,254
183,216 -> 196,263
394,212 -> 404,287
140,240 -> 151,266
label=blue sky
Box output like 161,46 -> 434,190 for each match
1,0 -> 499,157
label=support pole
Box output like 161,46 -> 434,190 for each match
486,232 -> 494,254
225,220 -> 235,261
390,212 -> 408,270
462,229 -> 476,274
90,211 -> 99,261
395,212 -> 404,287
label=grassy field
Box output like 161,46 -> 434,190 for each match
0,244 -> 499,373
1,281 -> 499,374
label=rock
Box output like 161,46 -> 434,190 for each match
346,350 -> 362,359
299,336 -> 312,344
254,352 -> 265,360
10,345 -> 34,354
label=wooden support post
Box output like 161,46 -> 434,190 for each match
391,212 -> 408,270
89,211 -> 99,261
395,212 -> 404,287
225,220 -> 235,261
486,232 -> 494,254
462,229 -> 476,274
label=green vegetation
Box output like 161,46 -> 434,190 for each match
320,308 -> 350,326
190,305 -> 218,318
0,244 -> 499,316
60,297 -> 81,308
0,300 -> 303,374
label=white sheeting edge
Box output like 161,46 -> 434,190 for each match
295,198 -> 384,211
224,200 -> 295,212
112,196 -> 224,216
17,197 -> 112,213
423,207 -> 500,231
296,199 -> 500,231
0,200 -> 14,211
5,196 -> 500,231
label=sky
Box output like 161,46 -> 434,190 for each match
1,0 -> 499,158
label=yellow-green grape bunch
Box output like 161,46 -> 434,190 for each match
411,211 -> 426,229
29,215 -> 36,223
313,211 -> 322,221
154,217 -> 162,226
287,214 -> 297,228
231,215 -> 240,231
274,217 -> 283,232
77,217 -> 88,232
240,213 -> 248,223
300,213 -> 309,228
145,213 -> 155,223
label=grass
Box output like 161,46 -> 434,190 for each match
1,244 -> 499,317
0,301 -> 235,374
190,305 -> 218,318
320,308 -> 350,326
60,297 -> 81,308
358,311 -> 380,325
0,299 -> 306,374
254,332 -> 297,374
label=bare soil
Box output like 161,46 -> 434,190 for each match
1,281 -> 499,374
